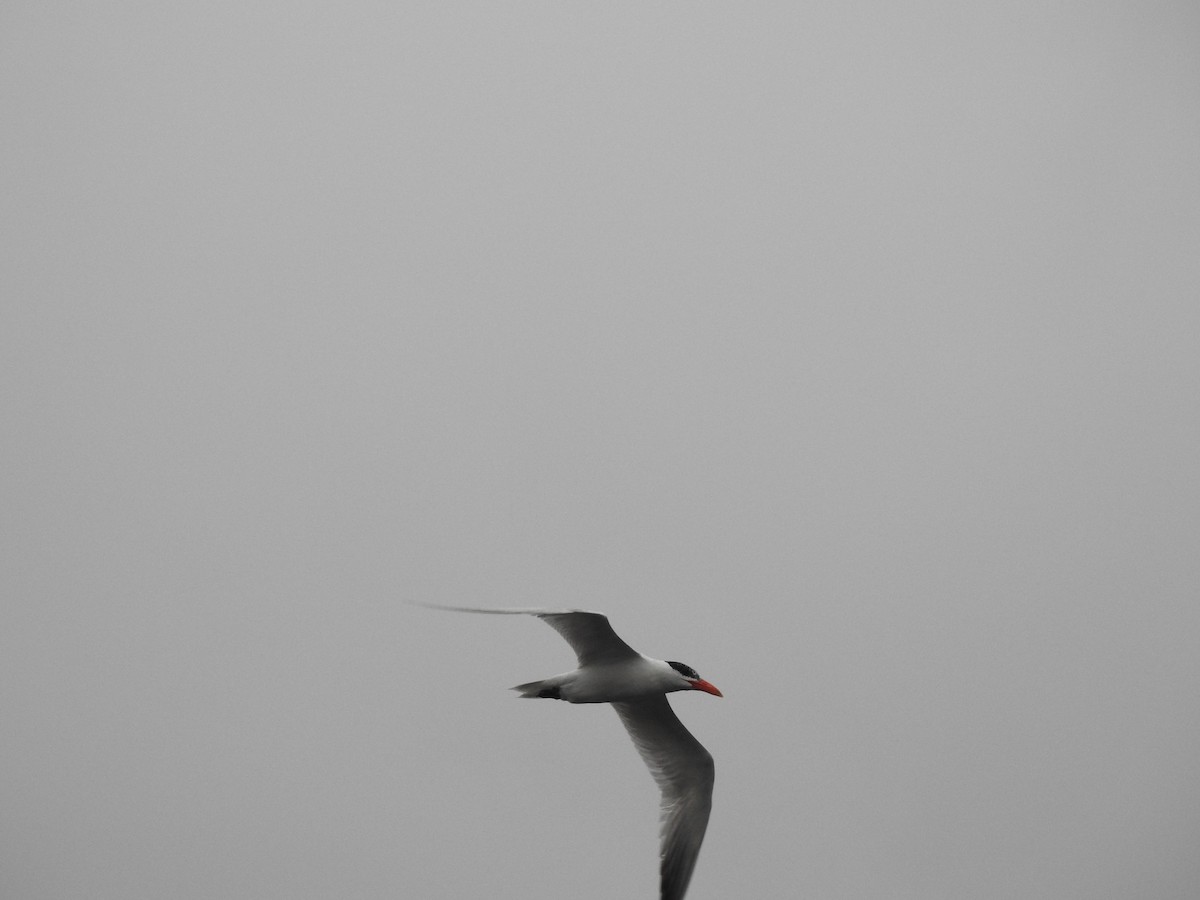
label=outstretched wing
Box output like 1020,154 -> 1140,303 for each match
415,603 -> 640,666
612,694 -> 715,900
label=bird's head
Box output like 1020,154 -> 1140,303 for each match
666,660 -> 723,697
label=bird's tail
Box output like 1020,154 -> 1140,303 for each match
511,678 -> 563,700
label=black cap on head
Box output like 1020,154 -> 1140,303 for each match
667,660 -> 699,680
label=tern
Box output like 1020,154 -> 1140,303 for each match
421,604 -> 721,900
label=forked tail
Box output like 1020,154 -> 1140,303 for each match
512,678 -> 563,700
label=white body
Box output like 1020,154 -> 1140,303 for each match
531,656 -> 688,703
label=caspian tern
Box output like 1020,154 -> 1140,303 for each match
421,604 -> 720,900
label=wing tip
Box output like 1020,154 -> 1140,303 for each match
412,602 -> 607,618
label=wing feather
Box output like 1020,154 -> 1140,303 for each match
612,695 -> 715,900
414,603 -> 640,666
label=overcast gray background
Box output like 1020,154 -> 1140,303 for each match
3,3 -> 1199,899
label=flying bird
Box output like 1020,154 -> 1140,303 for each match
420,604 -> 721,900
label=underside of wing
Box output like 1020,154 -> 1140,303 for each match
612,694 -> 715,900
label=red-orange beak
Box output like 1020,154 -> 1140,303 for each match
688,679 -> 723,697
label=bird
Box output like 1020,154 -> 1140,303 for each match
419,603 -> 721,900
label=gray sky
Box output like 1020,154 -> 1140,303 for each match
3,3 -> 1199,899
